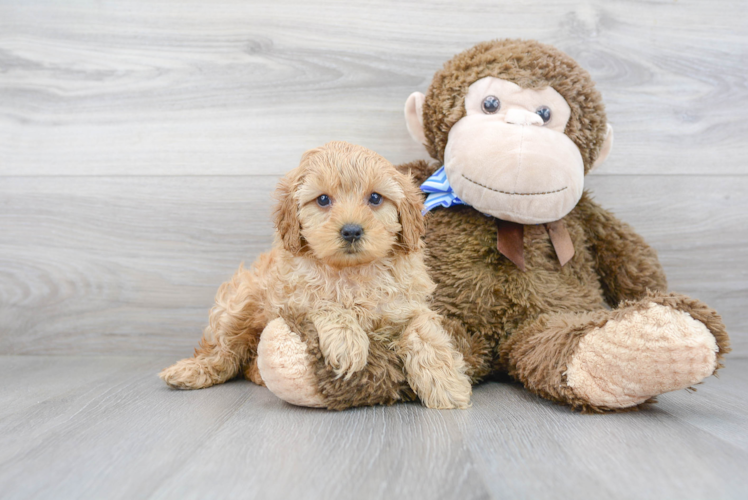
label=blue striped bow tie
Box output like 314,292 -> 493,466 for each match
420,166 -> 465,215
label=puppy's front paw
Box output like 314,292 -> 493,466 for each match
400,313 -> 472,409
159,358 -> 215,390
318,324 -> 370,379
413,355 -> 473,410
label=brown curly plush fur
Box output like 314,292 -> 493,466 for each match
400,157 -> 729,412
313,40 -> 729,412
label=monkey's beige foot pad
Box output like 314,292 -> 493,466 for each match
566,303 -> 718,409
257,318 -> 326,408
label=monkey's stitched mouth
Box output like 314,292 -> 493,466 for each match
461,174 -> 567,196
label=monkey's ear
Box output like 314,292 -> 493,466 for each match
590,124 -> 614,171
404,92 -> 428,146
273,167 -> 304,255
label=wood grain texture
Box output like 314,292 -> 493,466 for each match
1,175 -> 746,356
0,0 -> 746,176
0,176 -> 276,355
456,362 -> 748,500
0,355 -> 747,500
0,1 -> 746,356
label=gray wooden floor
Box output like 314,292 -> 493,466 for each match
0,356 -> 747,500
2,0 -> 748,498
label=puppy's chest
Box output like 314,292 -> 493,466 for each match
288,271 -> 407,320
315,277 -> 389,308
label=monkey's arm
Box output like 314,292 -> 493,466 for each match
396,159 -> 440,186
575,192 -> 668,306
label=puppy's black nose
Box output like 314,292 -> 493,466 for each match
340,224 -> 364,243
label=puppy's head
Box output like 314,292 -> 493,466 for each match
274,141 -> 425,267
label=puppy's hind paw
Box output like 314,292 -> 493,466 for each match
159,358 -> 215,390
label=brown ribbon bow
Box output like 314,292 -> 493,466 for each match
496,219 -> 575,272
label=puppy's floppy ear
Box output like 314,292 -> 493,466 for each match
395,171 -> 426,253
274,146 -> 326,254
273,167 -> 304,255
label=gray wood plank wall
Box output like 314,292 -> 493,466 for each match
1,0 -> 747,356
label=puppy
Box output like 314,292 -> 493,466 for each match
160,141 -> 471,409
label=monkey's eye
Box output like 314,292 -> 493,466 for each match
316,194 -> 332,207
481,96 -> 501,114
536,106 -> 551,123
368,193 -> 383,206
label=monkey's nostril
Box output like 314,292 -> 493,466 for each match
340,224 -> 364,243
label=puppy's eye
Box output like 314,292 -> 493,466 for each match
536,106 -> 551,123
316,194 -> 331,207
482,96 -> 500,114
368,193 -> 383,206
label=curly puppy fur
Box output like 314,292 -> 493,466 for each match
160,141 -> 472,410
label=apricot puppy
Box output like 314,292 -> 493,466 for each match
160,141 -> 472,409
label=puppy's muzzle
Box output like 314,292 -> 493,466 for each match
340,224 -> 364,243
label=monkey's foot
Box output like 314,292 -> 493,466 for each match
257,318 -> 326,408
566,303 -> 719,409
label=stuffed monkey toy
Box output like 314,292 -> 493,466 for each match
249,40 -> 731,412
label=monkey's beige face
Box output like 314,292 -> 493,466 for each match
445,77 -> 584,224
295,160 -> 405,268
